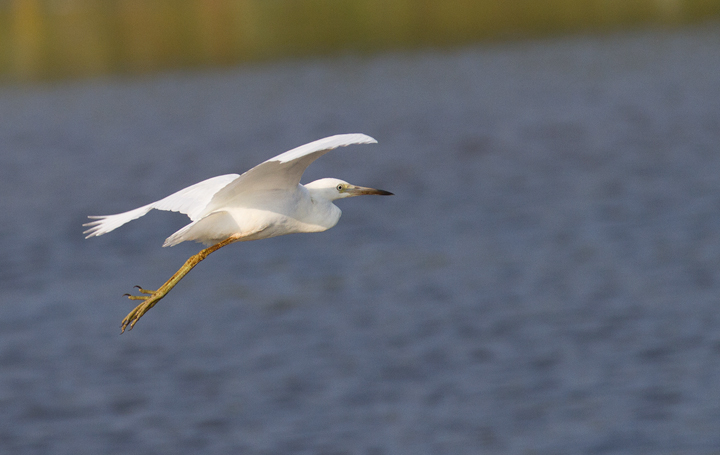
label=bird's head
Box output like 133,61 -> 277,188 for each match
305,178 -> 393,202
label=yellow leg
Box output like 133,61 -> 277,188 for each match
120,236 -> 238,333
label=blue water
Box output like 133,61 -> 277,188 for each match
1,24 -> 720,454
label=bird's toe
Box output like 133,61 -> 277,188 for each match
134,285 -> 156,294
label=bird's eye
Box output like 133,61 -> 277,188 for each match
336,184 -> 343,191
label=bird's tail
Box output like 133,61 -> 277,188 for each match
82,204 -> 153,238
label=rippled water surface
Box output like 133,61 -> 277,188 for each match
2,24 -> 720,454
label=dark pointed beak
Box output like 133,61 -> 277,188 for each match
346,185 -> 394,196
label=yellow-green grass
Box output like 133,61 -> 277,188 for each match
1,0 -> 718,81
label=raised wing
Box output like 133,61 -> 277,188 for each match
200,133 -> 377,215
84,134 -> 376,239
83,173 -> 239,238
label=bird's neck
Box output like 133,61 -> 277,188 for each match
305,191 -> 342,231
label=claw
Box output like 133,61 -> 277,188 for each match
120,286 -> 164,332
121,295 -> 159,333
118,236 -> 239,334
134,286 -> 156,294
124,286 -> 155,301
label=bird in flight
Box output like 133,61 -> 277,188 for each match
84,134 -> 392,332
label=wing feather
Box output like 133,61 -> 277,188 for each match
83,133 -> 376,241
200,134 -> 376,216
83,174 -> 239,238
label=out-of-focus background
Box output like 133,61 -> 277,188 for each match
2,1 -> 720,454
2,0 -> 720,81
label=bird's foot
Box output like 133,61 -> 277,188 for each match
123,285 -> 156,300
120,287 -> 167,333
117,238 -> 237,333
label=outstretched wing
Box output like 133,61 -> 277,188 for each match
83,133 -> 377,239
200,134 -> 377,215
83,174 -> 239,238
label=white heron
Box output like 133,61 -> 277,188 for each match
84,133 -> 392,332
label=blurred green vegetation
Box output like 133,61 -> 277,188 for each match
1,0 -> 719,81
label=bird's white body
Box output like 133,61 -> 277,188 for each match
84,134 -> 388,246
164,182 -> 343,246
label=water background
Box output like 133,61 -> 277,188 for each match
1,23 -> 720,454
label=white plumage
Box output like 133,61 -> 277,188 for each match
84,133 -> 387,246
85,133 -> 392,332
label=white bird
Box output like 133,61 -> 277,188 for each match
84,134 -> 392,332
